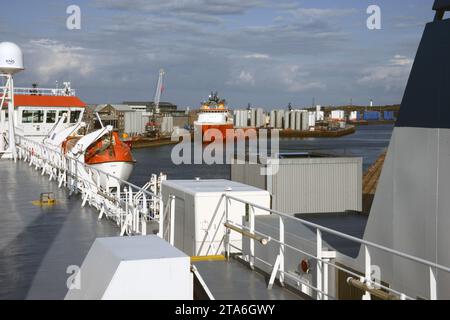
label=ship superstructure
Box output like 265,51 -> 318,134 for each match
194,91 -> 234,142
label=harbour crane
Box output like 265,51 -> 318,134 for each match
153,69 -> 165,115
146,69 -> 165,138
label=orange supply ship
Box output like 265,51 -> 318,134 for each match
194,91 -> 233,143
194,91 -> 254,143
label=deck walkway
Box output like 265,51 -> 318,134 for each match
193,258 -> 303,300
0,160 -> 119,299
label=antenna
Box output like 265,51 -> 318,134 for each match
433,0 -> 450,20
0,42 -> 24,162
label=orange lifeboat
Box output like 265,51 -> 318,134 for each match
84,131 -> 135,182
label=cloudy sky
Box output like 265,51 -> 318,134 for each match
2,0 -> 436,109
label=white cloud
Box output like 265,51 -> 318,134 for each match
95,0 -> 266,16
227,70 -> 255,86
226,62 -> 324,92
358,55 -> 413,91
243,53 -> 270,59
288,7 -> 357,20
25,39 -> 95,82
277,64 -> 325,92
390,55 -> 413,66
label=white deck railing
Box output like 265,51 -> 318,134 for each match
14,87 -> 76,96
14,136 -> 450,300
16,136 -> 166,237
212,194 -> 450,301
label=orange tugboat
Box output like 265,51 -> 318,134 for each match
194,92 -> 234,143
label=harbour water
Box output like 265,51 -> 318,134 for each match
129,125 -> 394,186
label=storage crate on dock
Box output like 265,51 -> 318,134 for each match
363,111 -> 380,121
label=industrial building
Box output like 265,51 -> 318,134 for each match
231,153 -> 362,214
122,101 -> 179,115
94,104 -> 134,132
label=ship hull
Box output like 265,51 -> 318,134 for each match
90,161 -> 134,186
195,124 -> 257,143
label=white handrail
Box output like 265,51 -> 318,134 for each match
224,194 -> 450,274
16,135 -> 164,236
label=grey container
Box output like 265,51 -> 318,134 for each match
269,110 -> 276,128
231,154 -> 363,215
301,111 -> 309,131
250,109 -> 256,127
276,110 -> 283,129
256,108 -> 264,127
124,111 -> 147,135
295,111 -> 302,131
289,112 -> 296,130
283,111 -> 290,129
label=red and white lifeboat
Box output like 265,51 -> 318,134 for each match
84,131 -> 135,183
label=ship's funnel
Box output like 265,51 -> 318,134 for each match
360,3 -> 450,299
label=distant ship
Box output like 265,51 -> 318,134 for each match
194,91 -> 234,143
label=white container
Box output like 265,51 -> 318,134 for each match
276,110 -> 283,129
65,236 -> 193,300
241,110 -> 248,127
256,108 -> 264,127
301,111 -> 309,131
331,110 -> 345,120
250,109 -> 256,127
283,110 -> 290,129
269,110 -> 276,128
316,111 -> 324,121
161,179 -> 271,256
289,112 -> 296,130
295,111 -> 302,130
308,112 -> 316,128
235,110 -> 240,127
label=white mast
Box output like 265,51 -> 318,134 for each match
0,42 -> 24,162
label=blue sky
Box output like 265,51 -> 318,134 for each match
1,0 -> 436,109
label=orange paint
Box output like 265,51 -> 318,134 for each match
85,131 -> 134,165
11,95 -> 86,107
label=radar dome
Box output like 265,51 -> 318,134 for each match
0,42 -> 24,74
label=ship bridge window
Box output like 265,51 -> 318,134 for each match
22,110 -> 44,123
70,110 -> 81,123
33,110 -> 44,123
22,111 -> 32,123
46,110 -> 57,123
58,111 -> 69,123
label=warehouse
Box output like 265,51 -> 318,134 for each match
231,153 -> 362,215
94,104 -> 134,132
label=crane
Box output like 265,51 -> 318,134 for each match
145,69 -> 165,138
153,69 -> 165,115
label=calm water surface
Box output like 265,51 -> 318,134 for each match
129,125 -> 394,186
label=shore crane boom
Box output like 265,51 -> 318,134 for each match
154,69 -> 165,114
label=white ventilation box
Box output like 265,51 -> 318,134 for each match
65,236 -> 193,300
161,179 -> 271,256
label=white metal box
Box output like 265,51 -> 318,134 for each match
161,179 -> 271,256
65,236 -> 193,300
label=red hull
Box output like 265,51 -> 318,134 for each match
195,124 -> 257,143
